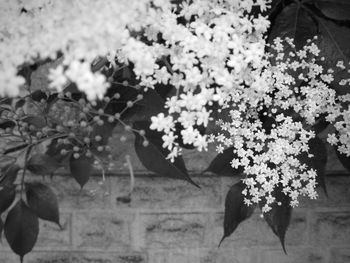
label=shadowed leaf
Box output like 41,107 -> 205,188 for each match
0,184 -> 16,214
315,0 -> 350,21
317,17 -> 350,95
0,164 -> 20,187
26,182 -> 60,226
335,147 -> 350,173
27,154 -> 60,175
268,3 -> 318,49
4,200 -> 39,263
69,154 -> 93,188
133,121 -> 199,188
219,181 -> 255,246
205,147 -> 243,176
261,188 -> 292,254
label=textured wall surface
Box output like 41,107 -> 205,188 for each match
0,167 -> 349,263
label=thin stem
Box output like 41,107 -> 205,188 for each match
20,145 -> 32,198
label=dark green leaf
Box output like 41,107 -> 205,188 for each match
22,116 -> 46,129
26,182 -> 60,226
315,0 -> 350,21
268,3 -> 318,49
261,188 -> 292,254
128,89 -> 166,122
0,184 -> 16,214
30,90 -> 48,102
15,99 -> 25,109
219,181 -> 255,246
205,147 -> 243,176
335,147 -> 350,173
0,218 -> 3,239
4,200 -> 39,262
0,120 -> 16,130
27,154 -> 60,175
133,121 -> 199,188
317,17 -> 350,95
312,114 -> 329,134
0,164 -> 20,187
298,137 -> 328,194
69,154 -> 93,188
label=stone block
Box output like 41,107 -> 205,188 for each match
259,248 -> 326,263
200,248 -> 259,263
112,176 -> 221,210
0,253 -> 20,263
25,252 -> 147,263
148,249 -> 200,263
36,213 -> 71,248
331,248 -> 350,263
310,211 -> 350,245
140,212 -> 207,248
48,175 -> 112,210
73,212 -> 133,250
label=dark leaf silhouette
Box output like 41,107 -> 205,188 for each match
0,120 -> 16,130
317,18 -> 350,95
27,154 -> 60,175
0,184 -> 16,214
335,147 -> 350,173
205,147 -> 243,176
4,200 -> 39,262
261,188 -> 292,254
22,116 -> 46,129
219,181 -> 255,246
30,90 -> 48,102
298,137 -> 328,194
133,121 -> 199,188
26,182 -> 60,226
0,218 -> 3,239
315,0 -> 350,21
0,164 -> 20,187
268,3 -> 318,49
69,154 -> 93,188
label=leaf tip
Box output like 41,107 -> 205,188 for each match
218,235 -> 226,248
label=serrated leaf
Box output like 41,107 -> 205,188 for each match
0,164 -> 20,187
268,3 -> 318,49
27,154 -> 60,175
261,189 -> 292,254
0,184 -> 16,214
335,147 -> 350,173
26,182 -> 60,226
315,0 -> 350,21
317,17 -> 350,95
205,147 -> 243,176
298,137 -> 328,194
219,181 -> 255,246
133,121 -> 199,188
69,154 -> 93,188
4,200 -> 39,262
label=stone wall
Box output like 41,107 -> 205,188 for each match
0,159 -> 349,263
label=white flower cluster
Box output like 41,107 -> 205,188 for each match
1,0 -> 350,210
0,0 -> 167,99
146,0 -> 271,160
